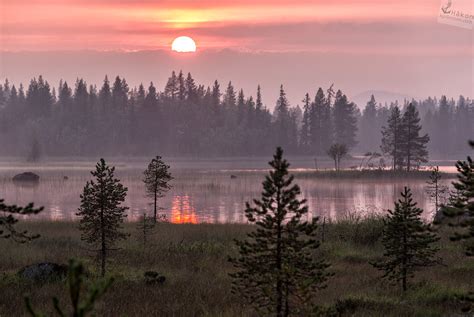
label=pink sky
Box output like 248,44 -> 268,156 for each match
0,0 -> 472,105
1,0 -> 469,53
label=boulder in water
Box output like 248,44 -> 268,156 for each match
18,262 -> 68,282
12,172 -> 40,182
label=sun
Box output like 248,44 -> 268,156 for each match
171,36 -> 197,53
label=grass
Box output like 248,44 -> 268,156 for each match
1,219 -> 473,316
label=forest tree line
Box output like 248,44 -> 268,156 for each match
0,72 -> 472,158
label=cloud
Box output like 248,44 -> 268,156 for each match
3,0 -> 466,52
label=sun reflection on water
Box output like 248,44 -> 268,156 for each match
171,195 -> 198,224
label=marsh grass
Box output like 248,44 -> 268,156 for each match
0,220 -> 473,316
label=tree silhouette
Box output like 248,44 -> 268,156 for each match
401,103 -> 429,171
381,106 -> 404,170
327,143 -> 348,171
0,199 -> 43,243
442,141 -> 474,255
425,166 -> 448,218
230,147 -> 330,316
143,156 -> 173,222
77,159 -> 128,277
372,187 -> 440,291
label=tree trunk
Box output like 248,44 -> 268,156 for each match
284,280 -> 289,317
100,207 -> 106,277
154,190 -> 157,223
276,190 -> 283,317
402,197 -> 408,292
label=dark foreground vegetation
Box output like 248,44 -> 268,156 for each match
0,220 -> 473,316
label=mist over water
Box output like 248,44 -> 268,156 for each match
0,159 -> 454,223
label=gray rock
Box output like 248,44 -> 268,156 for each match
12,172 -> 40,182
144,271 -> 166,285
18,262 -> 68,282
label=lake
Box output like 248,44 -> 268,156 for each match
0,158 -> 457,223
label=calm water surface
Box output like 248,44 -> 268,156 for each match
0,159 -> 456,223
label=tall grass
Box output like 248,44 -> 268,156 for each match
0,220 -> 473,316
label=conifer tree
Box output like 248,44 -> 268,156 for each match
442,141 -> 474,255
310,88 -> 327,155
372,187 -> 440,292
77,159 -> 128,277
333,90 -> 358,149
360,95 -> 379,150
401,103 -> 429,171
136,213 -> 157,248
143,156 -> 173,222
425,166 -> 448,217
300,93 -> 311,153
230,147 -> 330,316
381,106 -> 404,170
0,199 -> 43,243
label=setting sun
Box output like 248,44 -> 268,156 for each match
171,36 -> 197,53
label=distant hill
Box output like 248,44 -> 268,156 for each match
351,90 -> 417,109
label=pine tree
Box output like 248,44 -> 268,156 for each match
136,213 -> 157,249
442,141 -> 474,255
0,199 -> 43,243
372,187 -> 440,292
333,90 -> 358,149
77,159 -> 128,277
425,166 -> 448,218
230,147 -> 330,316
401,103 -> 430,171
300,93 -> 311,153
360,95 -> 378,151
381,106 -> 404,170
143,156 -> 173,222
310,88 -> 327,155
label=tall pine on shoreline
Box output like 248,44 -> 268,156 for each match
381,103 -> 429,171
230,147 -> 330,316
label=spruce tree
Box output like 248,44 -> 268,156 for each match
77,159 -> 128,277
299,93 -> 311,153
372,187 -> 440,291
442,141 -> 474,255
381,106 -> 404,170
333,90 -> 358,149
143,156 -> 173,222
0,199 -> 43,243
401,103 -> 430,171
360,95 -> 378,151
230,147 -> 330,316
